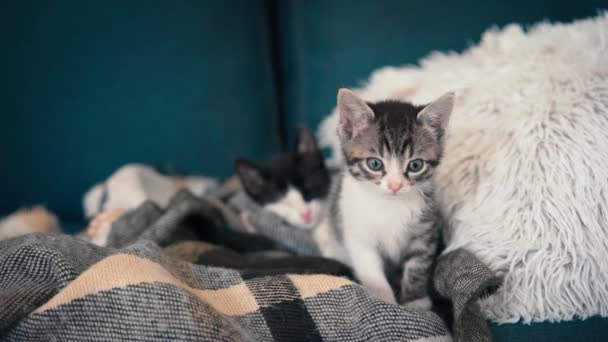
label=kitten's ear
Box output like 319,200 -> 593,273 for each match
234,158 -> 266,196
296,127 -> 324,167
417,92 -> 455,135
337,88 -> 374,140
295,127 -> 320,155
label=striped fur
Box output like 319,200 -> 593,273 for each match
315,89 -> 453,309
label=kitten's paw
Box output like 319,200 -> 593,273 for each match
240,212 -> 256,233
403,297 -> 432,311
369,287 -> 398,305
86,208 -> 125,246
17,206 -> 59,234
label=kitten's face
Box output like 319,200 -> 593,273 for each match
337,89 -> 454,197
263,186 -> 325,230
235,128 -> 330,229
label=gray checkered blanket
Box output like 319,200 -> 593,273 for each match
229,182 -> 501,342
0,190 -> 457,341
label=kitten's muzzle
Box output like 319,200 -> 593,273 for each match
388,181 -> 403,194
300,208 -> 312,223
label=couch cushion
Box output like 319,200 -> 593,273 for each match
491,317 -> 608,342
0,0 -> 279,221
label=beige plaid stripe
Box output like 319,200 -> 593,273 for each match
34,254 -> 259,316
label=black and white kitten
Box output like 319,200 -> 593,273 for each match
235,128 -> 331,230
315,89 -> 454,309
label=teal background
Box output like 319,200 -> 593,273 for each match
492,316 -> 608,341
1,0 -> 279,221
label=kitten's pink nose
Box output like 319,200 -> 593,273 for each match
388,182 -> 403,194
300,209 -> 312,223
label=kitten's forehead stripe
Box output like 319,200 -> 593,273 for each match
399,137 -> 411,157
405,143 -> 413,160
372,102 -> 420,160
380,135 -> 390,156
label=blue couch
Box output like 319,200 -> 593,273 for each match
1,0 -> 606,340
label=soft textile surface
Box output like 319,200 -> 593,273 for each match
1,0 -> 280,219
319,13 -> 608,323
434,250 -> 502,342
0,189 -> 454,341
83,163 -> 219,219
233,185 -> 501,341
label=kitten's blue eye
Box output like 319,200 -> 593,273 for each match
407,159 -> 425,173
366,158 -> 384,171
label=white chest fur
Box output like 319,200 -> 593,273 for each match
339,175 -> 427,262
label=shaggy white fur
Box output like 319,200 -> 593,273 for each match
318,13 -> 608,323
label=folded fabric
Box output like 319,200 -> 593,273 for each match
0,224 -> 450,341
87,164 -> 504,340
434,250 -> 502,342
232,185 -> 500,341
103,189 -> 350,279
83,163 -> 219,218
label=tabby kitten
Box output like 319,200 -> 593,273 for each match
315,89 -> 454,309
235,128 -> 331,229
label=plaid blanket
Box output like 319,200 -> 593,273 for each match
0,190 -> 455,341
229,183 -> 502,342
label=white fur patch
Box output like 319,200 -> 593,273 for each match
318,14 -> 608,323
341,174 -> 427,262
380,157 -> 407,195
264,187 -> 324,229
324,173 -> 427,304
